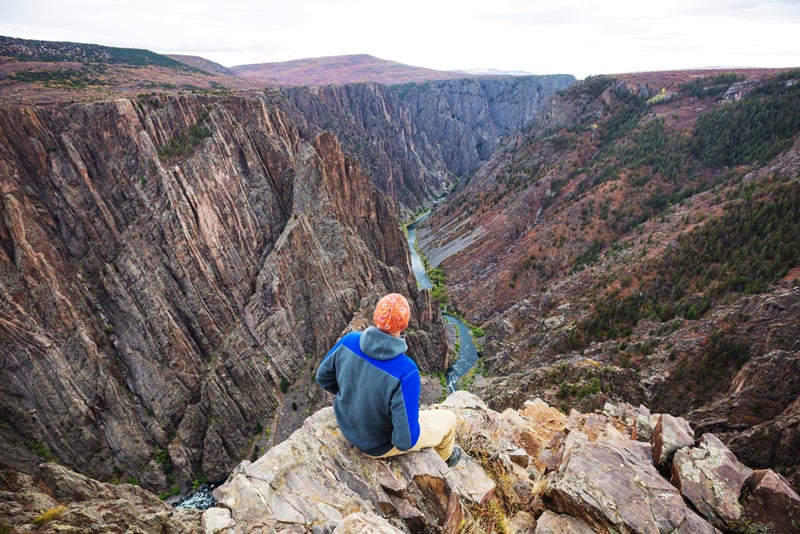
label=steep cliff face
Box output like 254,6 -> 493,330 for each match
0,93 -> 447,492
277,84 -> 451,211
277,75 -> 575,210
394,76 -> 576,177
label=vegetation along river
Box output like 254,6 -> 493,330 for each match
406,213 -> 479,392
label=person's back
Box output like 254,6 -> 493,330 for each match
317,327 -> 420,455
316,293 -> 461,466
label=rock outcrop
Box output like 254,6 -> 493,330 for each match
0,462 -> 202,532
0,93 -> 446,493
201,391 -> 799,533
3,391 -> 797,533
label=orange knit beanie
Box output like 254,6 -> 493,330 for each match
373,293 -> 410,334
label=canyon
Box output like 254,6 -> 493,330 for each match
417,68 -> 800,492
1,35 -> 800,532
0,36 -> 572,496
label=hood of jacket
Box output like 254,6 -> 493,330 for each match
359,326 -> 408,360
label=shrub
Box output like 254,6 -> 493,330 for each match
31,506 -> 68,526
577,377 -> 602,399
157,109 -> 213,162
155,447 -> 173,474
192,472 -> 208,490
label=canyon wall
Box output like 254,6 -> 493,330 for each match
0,93 -> 446,492
277,75 -> 575,210
394,76 -> 576,176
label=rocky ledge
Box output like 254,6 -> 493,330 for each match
3,391 -> 798,533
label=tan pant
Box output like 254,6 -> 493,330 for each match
370,409 -> 457,461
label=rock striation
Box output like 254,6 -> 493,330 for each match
394,76 -> 576,177
0,92 -> 446,493
276,83 -> 451,211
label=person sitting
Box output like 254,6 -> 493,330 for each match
316,292 -> 462,466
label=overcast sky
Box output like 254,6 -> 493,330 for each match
1,0 -> 798,79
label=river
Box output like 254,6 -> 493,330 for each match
406,213 -> 479,392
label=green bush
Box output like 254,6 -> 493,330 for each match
192,472 -> 208,490
155,447 -> 173,474
157,109 -> 213,162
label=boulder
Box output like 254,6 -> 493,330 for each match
741,469 -> 800,534
670,433 -> 753,528
651,413 -> 695,469
203,507 -> 235,533
545,429 -> 716,533
603,401 -> 659,441
333,512 -> 406,533
534,510 -> 596,533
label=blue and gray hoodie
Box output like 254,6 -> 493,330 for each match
316,326 -> 421,456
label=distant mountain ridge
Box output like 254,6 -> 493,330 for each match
0,35 -> 188,68
1,35 -> 551,103
231,53 -> 493,86
166,54 -> 236,76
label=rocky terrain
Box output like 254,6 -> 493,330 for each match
0,36 -> 574,502
417,68 -> 800,488
4,392 -> 798,533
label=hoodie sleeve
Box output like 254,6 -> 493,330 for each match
389,366 -> 421,450
316,341 -> 341,394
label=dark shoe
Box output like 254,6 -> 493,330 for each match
446,446 -> 462,467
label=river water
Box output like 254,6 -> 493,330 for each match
407,214 -> 479,392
